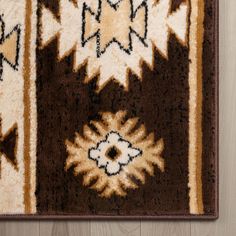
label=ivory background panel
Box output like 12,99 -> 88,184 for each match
0,0 -> 235,235
0,0 -> 26,214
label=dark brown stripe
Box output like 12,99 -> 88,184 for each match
202,0 -> 218,216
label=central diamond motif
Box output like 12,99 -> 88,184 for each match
89,131 -> 142,175
105,145 -> 121,160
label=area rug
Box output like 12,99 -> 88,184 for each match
0,0 -> 218,219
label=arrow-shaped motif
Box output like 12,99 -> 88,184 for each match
0,15 -> 21,81
0,117 -> 18,178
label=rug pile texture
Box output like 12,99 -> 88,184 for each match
0,0 -> 218,218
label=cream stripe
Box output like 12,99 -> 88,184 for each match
188,0 -> 205,214
29,0 -> 37,214
0,0 -> 26,214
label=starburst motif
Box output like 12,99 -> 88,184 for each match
65,111 -> 164,198
40,0 -> 188,91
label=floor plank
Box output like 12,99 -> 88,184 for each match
39,221 -> 90,236
191,0 -> 236,236
141,222 -> 191,236
0,221 -> 39,236
91,221 -> 140,236
0,222 -> 6,236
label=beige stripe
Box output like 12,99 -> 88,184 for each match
23,0 -> 32,214
188,0 -> 205,214
29,0 -> 37,213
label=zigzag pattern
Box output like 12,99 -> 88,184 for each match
82,0 -> 148,57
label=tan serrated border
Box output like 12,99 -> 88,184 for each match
188,0 -> 204,214
23,0 -> 37,214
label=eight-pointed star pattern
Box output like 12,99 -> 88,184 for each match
40,0 -> 188,91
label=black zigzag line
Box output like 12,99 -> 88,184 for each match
0,15 -> 5,44
81,1 -> 101,57
81,0 -> 148,58
130,0 -> 148,47
0,15 -> 5,81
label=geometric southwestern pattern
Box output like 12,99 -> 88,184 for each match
0,0 -> 218,219
40,0 -> 188,91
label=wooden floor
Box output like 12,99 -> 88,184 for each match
0,0 -> 235,235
